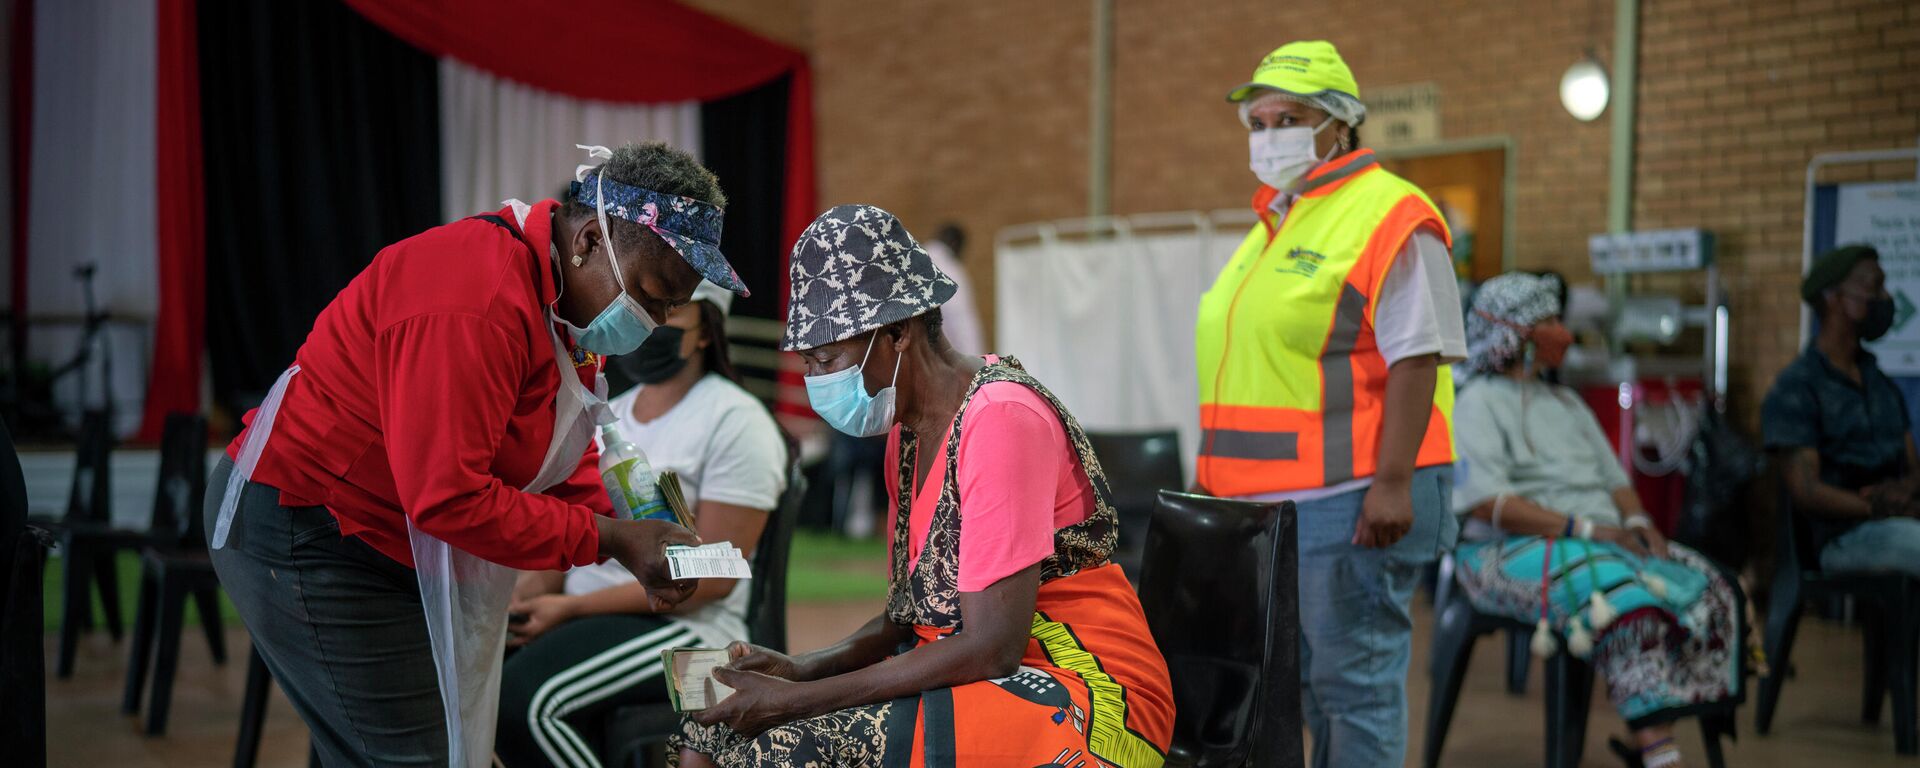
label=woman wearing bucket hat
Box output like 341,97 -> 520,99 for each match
1194,41 -> 1467,767
673,205 -> 1174,767
206,142 -> 742,765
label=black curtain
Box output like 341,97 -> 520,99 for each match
699,75 -> 790,323
605,75 -> 791,397
200,0 -> 442,415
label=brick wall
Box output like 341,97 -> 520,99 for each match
1636,0 -> 1920,426
698,0 -> 1920,426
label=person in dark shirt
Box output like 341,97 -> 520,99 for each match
1762,245 -> 1920,577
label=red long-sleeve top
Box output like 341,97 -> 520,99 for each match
226,200 -> 611,569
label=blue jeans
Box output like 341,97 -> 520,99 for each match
1295,465 -> 1456,768
1821,517 -> 1920,579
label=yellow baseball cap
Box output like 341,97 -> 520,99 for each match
1226,40 -> 1361,103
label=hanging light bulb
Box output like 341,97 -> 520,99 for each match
1560,55 -> 1611,121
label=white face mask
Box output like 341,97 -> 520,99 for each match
1248,117 -> 1337,191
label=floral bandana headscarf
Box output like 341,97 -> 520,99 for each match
1465,272 -> 1562,374
570,144 -> 746,296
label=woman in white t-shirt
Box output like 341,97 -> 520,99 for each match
496,283 -> 789,768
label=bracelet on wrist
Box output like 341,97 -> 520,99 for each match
1625,515 -> 1653,530
1576,518 -> 1596,539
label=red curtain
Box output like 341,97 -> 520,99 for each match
139,0 -> 206,441
337,0 -> 815,258
8,0 -> 32,387
140,0 -> 815,439
343,0 -> 818,418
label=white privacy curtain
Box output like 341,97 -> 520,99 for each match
438,59 -> 702,222
994,213 -> 1250,482
25,0 -> 160,434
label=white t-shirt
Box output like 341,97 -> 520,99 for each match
564,374 -> 788,648
926,241 -> 988,355
1243,193 -> 1467,505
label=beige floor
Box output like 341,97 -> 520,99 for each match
45,597 -> 1915,767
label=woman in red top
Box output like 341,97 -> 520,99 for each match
205,143 -> 745,766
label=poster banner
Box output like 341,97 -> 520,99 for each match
1839,182 -> 1920,374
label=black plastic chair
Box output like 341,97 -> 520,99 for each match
1425,551 -> 1736,768
1137,490 -> 1300,768
601,465 -> 809,767
43,409 -> 147,678
1085,431 -> 1183,587
120,413 -> 227,735
1756,481 -> 1919,754
233,644 -> 320,768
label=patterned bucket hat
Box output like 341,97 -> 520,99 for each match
781,204 -> 958,351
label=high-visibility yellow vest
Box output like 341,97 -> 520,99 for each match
1195,149 -> 1455,497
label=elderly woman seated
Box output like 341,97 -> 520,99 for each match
1450,273 -> 1743,768
671,205 -> 1174,767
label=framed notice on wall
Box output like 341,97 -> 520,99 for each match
1832,182 -> 1920,374
1365,83 -> 1439,151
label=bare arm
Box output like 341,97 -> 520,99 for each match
1378,353 -> 1439,486
696,565 -> 1043,734
1782,447 -> 1876,520
1355,353 -> 1439,547
1468,493 -> 1651,557
512,570 -> 566,603
1466,493 -> 1568,538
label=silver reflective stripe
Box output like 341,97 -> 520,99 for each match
1320,285 -> 1367,486
1299,153 -> 1378,196
1202,429 -> 1299,461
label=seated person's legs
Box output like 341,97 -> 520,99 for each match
1820,517 -> 1920,580
497,614 -> 695,768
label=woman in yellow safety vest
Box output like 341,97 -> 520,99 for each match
1193,40 -> 1467,768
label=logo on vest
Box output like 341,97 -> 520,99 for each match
1277,247 -> 1326,278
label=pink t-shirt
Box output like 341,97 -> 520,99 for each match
885,380 -> 1095,592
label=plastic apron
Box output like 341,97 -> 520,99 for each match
212,201 -> 607,767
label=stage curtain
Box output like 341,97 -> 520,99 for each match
199,0 -> 442,414
139,0 -> 205,441
438,58 -> 701,223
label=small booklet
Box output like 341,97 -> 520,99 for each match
662,647 -> 736,712
665,542 -> 754,580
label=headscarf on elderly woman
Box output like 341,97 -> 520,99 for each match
1463,271 -> 1565,375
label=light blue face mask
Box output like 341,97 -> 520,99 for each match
564,168 -> 661,356
805,332 -> 900,438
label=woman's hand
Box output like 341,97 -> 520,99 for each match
506,593 -> 576,647
1629,522 -> 1671,559
690,667 -> 809,737
1354,478 -> 1414,548
1593,525 -> 1651,558
725,641 -> 807,682
595,516 -> 701,611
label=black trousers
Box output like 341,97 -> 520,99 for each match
206,458 -> 447,766
495,612 -> 693,768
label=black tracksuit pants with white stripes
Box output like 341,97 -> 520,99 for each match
495,613 -> 700,768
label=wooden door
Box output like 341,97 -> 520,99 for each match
1378,148 -> 1506,282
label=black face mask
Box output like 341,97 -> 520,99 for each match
1860,296 -> 1896,341
628,326 -> 690,384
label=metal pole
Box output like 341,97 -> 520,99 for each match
1088,0 -> 1113,219
1608,0 -> 1638,235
